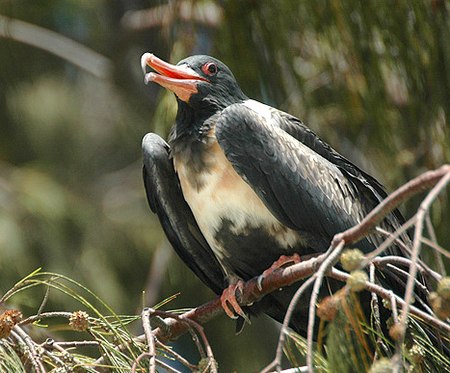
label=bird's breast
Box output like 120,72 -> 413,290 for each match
173,132 -> 302,277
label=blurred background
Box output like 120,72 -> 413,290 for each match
0,0 -> 449,371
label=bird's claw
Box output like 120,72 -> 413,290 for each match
257,253 -> 302,291
220,281 -> 250,324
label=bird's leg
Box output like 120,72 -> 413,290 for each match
220,277 -> 250,324
257,253 -> 302,290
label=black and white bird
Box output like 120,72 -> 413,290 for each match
140,53 -> 428,336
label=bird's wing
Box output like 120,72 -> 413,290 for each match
273,109 -> 411,250
215,102 -> 379,253
263,109 -> 430,303
142,133 -> 225,294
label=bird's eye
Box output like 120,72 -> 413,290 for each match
202,62 -> 218,76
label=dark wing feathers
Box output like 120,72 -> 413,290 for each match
216,104 -> 383,253
271,110 -> 429,304
142,133 -> 225,294
275,111 -> 409,245
275,112 -> 385,200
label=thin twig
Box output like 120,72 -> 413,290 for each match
155,339 -> 198,370
329,268 -> 450,333
188,328 -> 206,359
369,263 -> 388,354
281,276 -> 317,370
41,348 -> 65,369
365,216 -> 416,263
375,223 -> 414,256
261,276 -> 317,373
155,358 -> 183,373
373,255 -> 442,281
37,285 -> 50,317
307,241 -> 345,372
11,326 -> 46,373
44,339 -> 100,348
19,311 -> 73,326
150,309 -> 218,373
384,264 -> 433,314
425,214 -> 447,275
390,292 -> 399,324
131,352 -> 152,372
398,170 -> 450,341
421,236 -> 450,259
0,15 -> 112,79
41,340 -> 72,367
135,308 -> 156,373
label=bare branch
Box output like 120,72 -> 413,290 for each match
150,309 -> 218,373
307,241 -> 345,372
373,255 -> 442,282
11,327 -> 46,373
421,236 -> 450,259
425,214 -> 447,275
19,311 -> 73,326
154,359 -> 183,373
369,263 -> 389,354
375,222 -> 415,257
0,15 -> 112,79
329,268 -> 450,333
261,276 -> 317,373
121,1 -> 223,31
397,167 -> 450,342
131,308 -> 156,373
155,339 -> 198,370
44,339 -> 100,348
153,253 -> 325,343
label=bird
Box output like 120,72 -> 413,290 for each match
140,53 -> 431,337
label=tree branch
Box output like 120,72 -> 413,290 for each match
0,15 -> 112,79
153,253 -> 324,342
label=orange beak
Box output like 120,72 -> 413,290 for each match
141,53 -> 207,102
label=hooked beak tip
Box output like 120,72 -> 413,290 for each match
141,52 -> 153,75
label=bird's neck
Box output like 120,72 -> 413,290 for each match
169,101 -> 217,153
169,105 -> 222,192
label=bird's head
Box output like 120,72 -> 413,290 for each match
141,53 -> 247,112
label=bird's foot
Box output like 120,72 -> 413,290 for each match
220,280 -> 250,324
257,253 -> 302,290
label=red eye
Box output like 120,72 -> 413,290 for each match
202,62 -> 218,76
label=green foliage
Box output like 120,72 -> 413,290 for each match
316,292 -> 449,373
0,269 -> 145,371
0,270 -> 228,371
0,342 -> 26,373
325,294 -> 374,373
284,332 -> 328,372
283,290 -> 450,373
